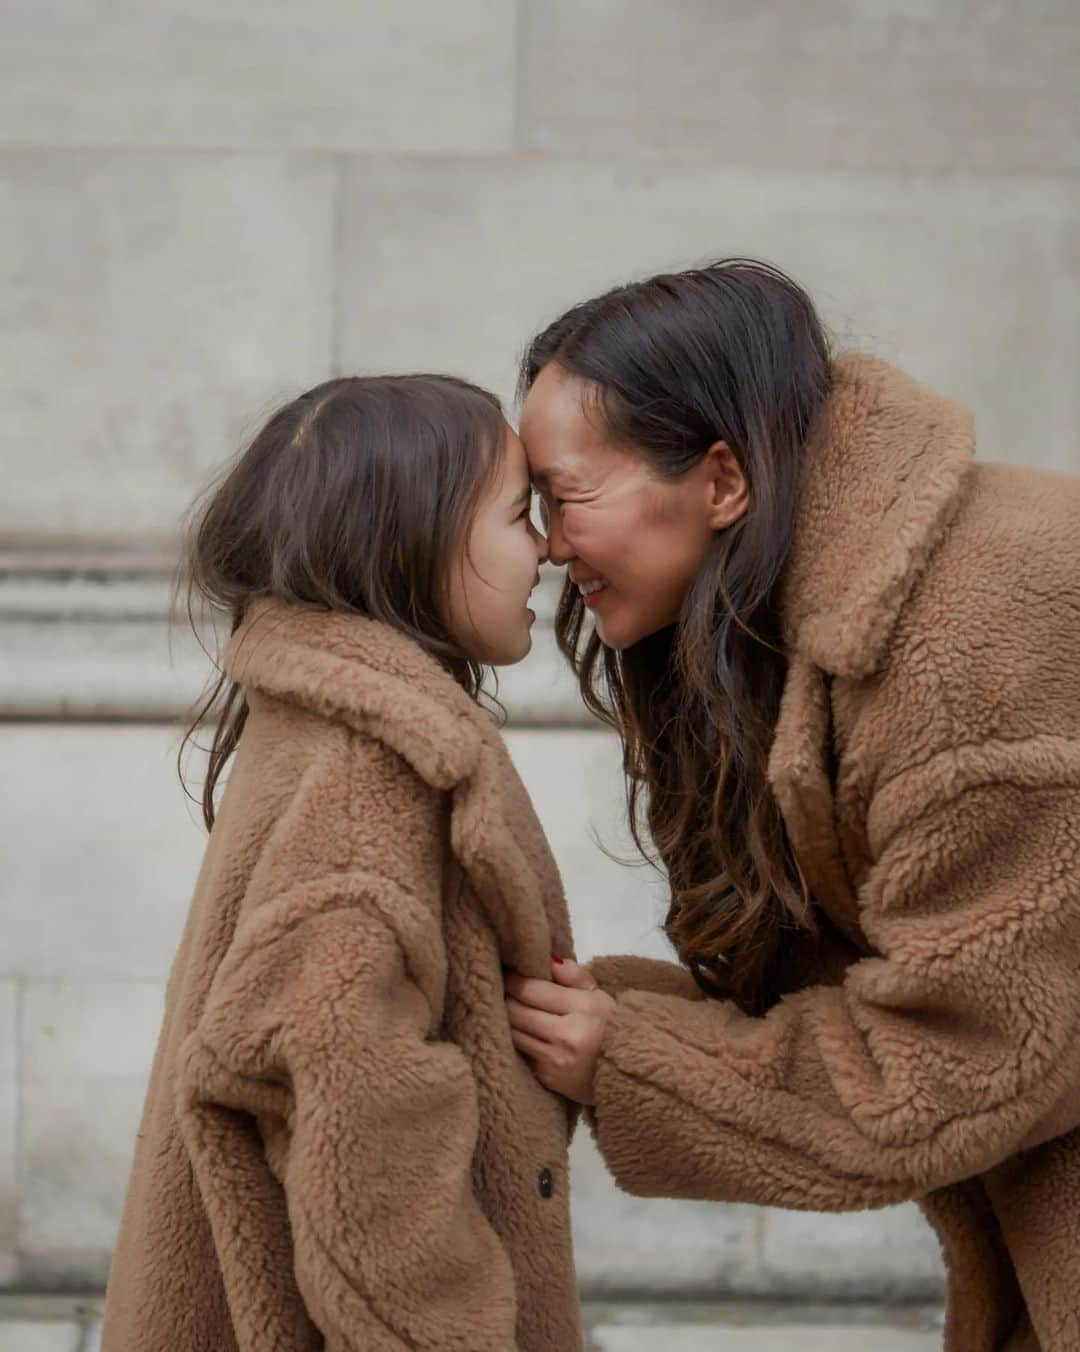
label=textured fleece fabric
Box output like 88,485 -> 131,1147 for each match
586,355 -> 1080,1352
102,600 -> 583,1351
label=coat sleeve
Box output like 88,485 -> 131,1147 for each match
176,770 -> 519,1349
586,953 -> 707,1002
587,743 -> 1080,1212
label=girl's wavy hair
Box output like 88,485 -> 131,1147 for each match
173,373 -> 505,833
518,259 -> 832,1014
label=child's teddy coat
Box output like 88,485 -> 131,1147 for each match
585,355 -> 1080,1352
102,599 -> 583,1352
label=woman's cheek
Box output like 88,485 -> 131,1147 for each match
563,505 -> 597,555
571,513 -> 624,575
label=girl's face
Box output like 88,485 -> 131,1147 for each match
443,426 -> 549,665
520,363 -> 748,651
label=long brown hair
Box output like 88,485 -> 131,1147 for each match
174,373 -> 506,833
519,260 -> 832,1014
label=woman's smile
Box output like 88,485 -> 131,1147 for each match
573,573 -> 609,608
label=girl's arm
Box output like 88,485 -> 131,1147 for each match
176,742 -> 519,1351
587,754 -> 1080,1211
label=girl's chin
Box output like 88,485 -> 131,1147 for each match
487,627 -> 534,668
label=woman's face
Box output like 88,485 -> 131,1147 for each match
519,363 -> 748,651
443,425 -> 548,666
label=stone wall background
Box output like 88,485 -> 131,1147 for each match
1,0 -> 1076,1298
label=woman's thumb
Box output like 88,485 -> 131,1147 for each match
550,955 -> 598,990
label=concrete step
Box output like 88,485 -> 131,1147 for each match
0,1295 -> 945,1351
584,1300 -> 944,1350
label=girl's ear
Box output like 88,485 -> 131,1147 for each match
704,441 -> 749,532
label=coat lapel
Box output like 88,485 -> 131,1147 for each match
224,599 -> 573,980
766,658 -> 863,945
780,353 -> 976,680
448,736 -> 575,979
770,355 -> 977,939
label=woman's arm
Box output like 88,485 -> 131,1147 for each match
587,753 -> 1080,1211
586,953 -> 706,1002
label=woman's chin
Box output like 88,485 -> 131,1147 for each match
595,609 -> 670,652
594,616 -> 634,651
591,598 -> 628,648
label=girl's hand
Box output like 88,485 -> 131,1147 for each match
504,957 -> 617,1105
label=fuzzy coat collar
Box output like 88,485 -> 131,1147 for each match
224,599 -> 490,788
223,600 -> 574,979
780,353 -> 976,679
768,355 -> 978,946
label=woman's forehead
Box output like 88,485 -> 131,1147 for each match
522,419 -> 601,490
525,424 -> 632,491
525,442 -> 579,489
520,363 -> 592,441
492,426 -> 531,495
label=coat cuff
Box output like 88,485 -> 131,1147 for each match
586,953 -> 705,1002
586,995 -> 686,1195
582,958 -> 704,1157
584,990 -> 841,1207
584,989 -> 733,1199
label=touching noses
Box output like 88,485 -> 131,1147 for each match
531,519 -> 550,565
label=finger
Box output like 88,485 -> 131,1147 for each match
550,956 -> 599,992
510,1028 -> 551,1060
504,973 -> 582,1014
505,996 -> 564,1042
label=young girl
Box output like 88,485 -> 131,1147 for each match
102,375 -> 584,1352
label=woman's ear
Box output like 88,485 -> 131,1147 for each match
704,440 -> 749,531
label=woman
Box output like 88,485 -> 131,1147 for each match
504,260 -> 1080,1351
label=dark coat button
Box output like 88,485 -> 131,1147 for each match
538,1167 -> 554,1199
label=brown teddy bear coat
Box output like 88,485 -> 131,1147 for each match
102,598 -> 583,1351
584,355 -> 1080,1352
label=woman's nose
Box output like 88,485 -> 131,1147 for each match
544,515 -> 573,567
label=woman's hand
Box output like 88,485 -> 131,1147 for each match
504,956 -> 617,1105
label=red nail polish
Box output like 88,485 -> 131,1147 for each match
551,954 -> 564,965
